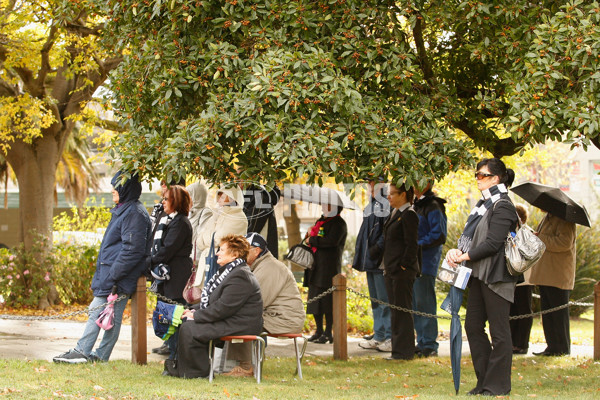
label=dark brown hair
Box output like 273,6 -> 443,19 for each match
165,185 -> 192,214
219,234 -> 250,260
390,184 -> 415,204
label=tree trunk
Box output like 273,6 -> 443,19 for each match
5,125 -> 69,309
283,203 -> 302,273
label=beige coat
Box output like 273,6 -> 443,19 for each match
192,186 -> 248,287
525,213 -> 576,290
250,252 -> 305,334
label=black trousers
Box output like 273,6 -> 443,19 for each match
384,273 -> 415,360
510,285 -> 533,350
539,285 -> 571,355
465,278 -> 512,395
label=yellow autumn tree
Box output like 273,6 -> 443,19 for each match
0,0 -> 119,306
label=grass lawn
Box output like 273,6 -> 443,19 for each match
1,353 -> 599,399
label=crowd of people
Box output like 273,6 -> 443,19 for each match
51,161 -> 579,395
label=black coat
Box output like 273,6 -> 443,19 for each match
187,264 -> 264,341
174,263 -> 263,379
381,207 -> 420,279
303,215 -> 348,288
150,213 -> 193,300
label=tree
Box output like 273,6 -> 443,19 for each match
0,1 -> 119,254
107,0 -> 600,187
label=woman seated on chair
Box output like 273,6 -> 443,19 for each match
164,234 -> 263,378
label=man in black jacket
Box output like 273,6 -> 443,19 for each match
381,184 -> 419,360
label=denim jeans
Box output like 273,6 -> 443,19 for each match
76,294 -> 129,361
366,271 -> 391,342
412,274 -> 439,351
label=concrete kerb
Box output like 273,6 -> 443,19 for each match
0,318 -> 594,362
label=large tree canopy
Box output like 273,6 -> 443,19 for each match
107,0 -> 600,187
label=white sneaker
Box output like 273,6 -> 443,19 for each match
376,339 -> 392,352
358,338 -> 382,350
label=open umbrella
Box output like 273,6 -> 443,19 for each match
510,182 -> 591,227
441,285 -> 464,395
96,287 -> 119,331
282,184 -> 359,210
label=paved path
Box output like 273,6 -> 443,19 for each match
0,318 -> 594,362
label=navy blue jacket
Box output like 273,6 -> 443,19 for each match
414,190 -> 447,276
91,172 -> 152,296
352,196 -> 388,272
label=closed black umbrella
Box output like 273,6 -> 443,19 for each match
510,182 -> 591,227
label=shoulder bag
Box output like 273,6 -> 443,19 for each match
284,239 -> 314,270
505,222 -> 546,276
182,245 -> 202,304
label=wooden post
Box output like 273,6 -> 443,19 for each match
332,274 -> 347,361
131,276 -> 147,365
594,282 -> 600,360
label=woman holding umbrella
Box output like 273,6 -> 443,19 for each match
525,212 -> 576,356
445,158 -> 518,396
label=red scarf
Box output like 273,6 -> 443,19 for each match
308,216 -> 335,252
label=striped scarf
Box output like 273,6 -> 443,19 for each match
199,258 -> 246,310
152,212 -> 177,257
457,184 -> 507,253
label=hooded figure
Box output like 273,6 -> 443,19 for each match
186,181 -> 212,246
53,170 -> 152,364
193,184 -> 248,287
91,171 -> 151,296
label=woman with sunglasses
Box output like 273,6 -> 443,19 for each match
445,158 -> 517,396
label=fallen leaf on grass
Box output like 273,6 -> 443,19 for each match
94,385 -> 105,391
2,388 -> 22,394
394,395 -> 418,399
34,366 -> 48,373
336,386 -> 349,390
306,361 -> 317,366
527,395 -> 537,397
223,388 -> 231,398
403,383 -> 409,388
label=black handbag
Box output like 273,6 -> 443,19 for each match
284,240 -> 314,269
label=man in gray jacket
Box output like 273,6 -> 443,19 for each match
226,232 -> 305,376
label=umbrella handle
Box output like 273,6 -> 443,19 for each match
111,285 -> 118,295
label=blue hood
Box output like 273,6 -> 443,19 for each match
111,170 -> 142,204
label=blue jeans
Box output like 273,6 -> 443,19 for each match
366,271 -> 391,342
412,274 -> 439,351
76,294 -> 129,361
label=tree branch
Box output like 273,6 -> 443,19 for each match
412,11 -> 436,85
452,118 -> 521,158
33,24 -> 59,96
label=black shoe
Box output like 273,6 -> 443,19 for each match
363,333 -> 374,341
513,347 -> 528,355
307,333 -> 323,342
314,334 -> 333,344
467,387 -> 482,396
53,349 -> 89,364
153,343 -> 170,355
385,355 -> 412,361
163,359 -> 178,377
533,350 -> 566,356
417,348 -> 438,358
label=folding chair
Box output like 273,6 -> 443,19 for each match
208,335 -> 266,383
267,333 -> 307,379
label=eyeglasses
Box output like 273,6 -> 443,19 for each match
474,172 -> 495,180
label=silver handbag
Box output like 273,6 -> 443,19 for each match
284,240 -> 314,270
505,224 -> 546,276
